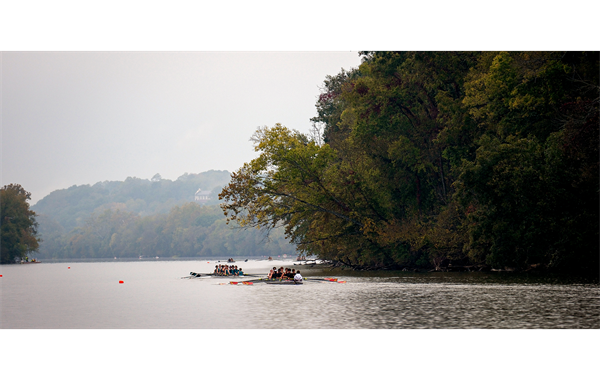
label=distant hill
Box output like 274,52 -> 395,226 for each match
32,170 -> 231,231
31,170 -> 298,260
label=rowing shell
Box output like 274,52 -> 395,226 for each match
182,272 -> 260,279
232,277 -> 346,285
227,277 -> 345,284
226,279 -> 303,285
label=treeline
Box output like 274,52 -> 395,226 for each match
32,170 -> 297,260
220,52 -> 599,274
36,203 -> 295,260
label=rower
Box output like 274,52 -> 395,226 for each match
275,267 -> 283,279
294,270 -> 303,284
284,268 -> 293,279
238,268 -> 244,276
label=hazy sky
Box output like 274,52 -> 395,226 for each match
1,52 -> 362,204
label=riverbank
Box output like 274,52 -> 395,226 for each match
294,260 -> 600,278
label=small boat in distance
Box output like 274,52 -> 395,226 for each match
20,258 -> 41,264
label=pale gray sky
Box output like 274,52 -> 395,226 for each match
1,52 -> 361,204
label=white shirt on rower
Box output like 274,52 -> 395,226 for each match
294,273 -> 303,282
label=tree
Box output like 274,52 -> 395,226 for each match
457,52 -> 599,272
220,53 -> 481,269
220,51 -> 598,274
219,125 -> 366,263
1,184 -> 40,263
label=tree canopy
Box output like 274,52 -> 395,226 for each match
220,51 -> 599,274
1,184 -> 40,263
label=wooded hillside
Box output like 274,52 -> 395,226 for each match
220,52 -> 599,274
33,170 -> 296,260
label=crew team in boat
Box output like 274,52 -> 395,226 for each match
267,266 -> 300,280
213,264 -> 244,276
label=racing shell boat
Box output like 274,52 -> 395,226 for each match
227,277 -> 345,285
226,277 -> 342,285
182,272 -> 258,279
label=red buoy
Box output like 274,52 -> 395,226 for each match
119,280 -> 124,284
68,267 -> 70,269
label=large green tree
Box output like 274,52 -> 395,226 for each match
220,51 -> 598,274
1,184 -> 40,263
220,53 -> 479,269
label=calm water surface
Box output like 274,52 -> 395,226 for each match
1,260 -> 598,328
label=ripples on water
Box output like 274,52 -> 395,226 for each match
241,268 -> 600,329
1,260 -> 598,328
317,281 -> 598,328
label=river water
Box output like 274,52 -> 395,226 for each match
1,259 -> 598,329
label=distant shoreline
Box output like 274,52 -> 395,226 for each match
0,256 -> 316,264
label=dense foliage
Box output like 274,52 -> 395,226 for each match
220,51 -> 599,274
1,184 -> 39,263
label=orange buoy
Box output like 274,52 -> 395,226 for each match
68,267 -> 70,269
0,274 -> 3,277
119,280 -> 124,283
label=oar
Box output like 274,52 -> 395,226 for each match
304,278 -> 346,283
181,272 -> 216,279
229,281 -> 254,285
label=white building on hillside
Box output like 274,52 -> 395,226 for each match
194,188 -> 211,204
